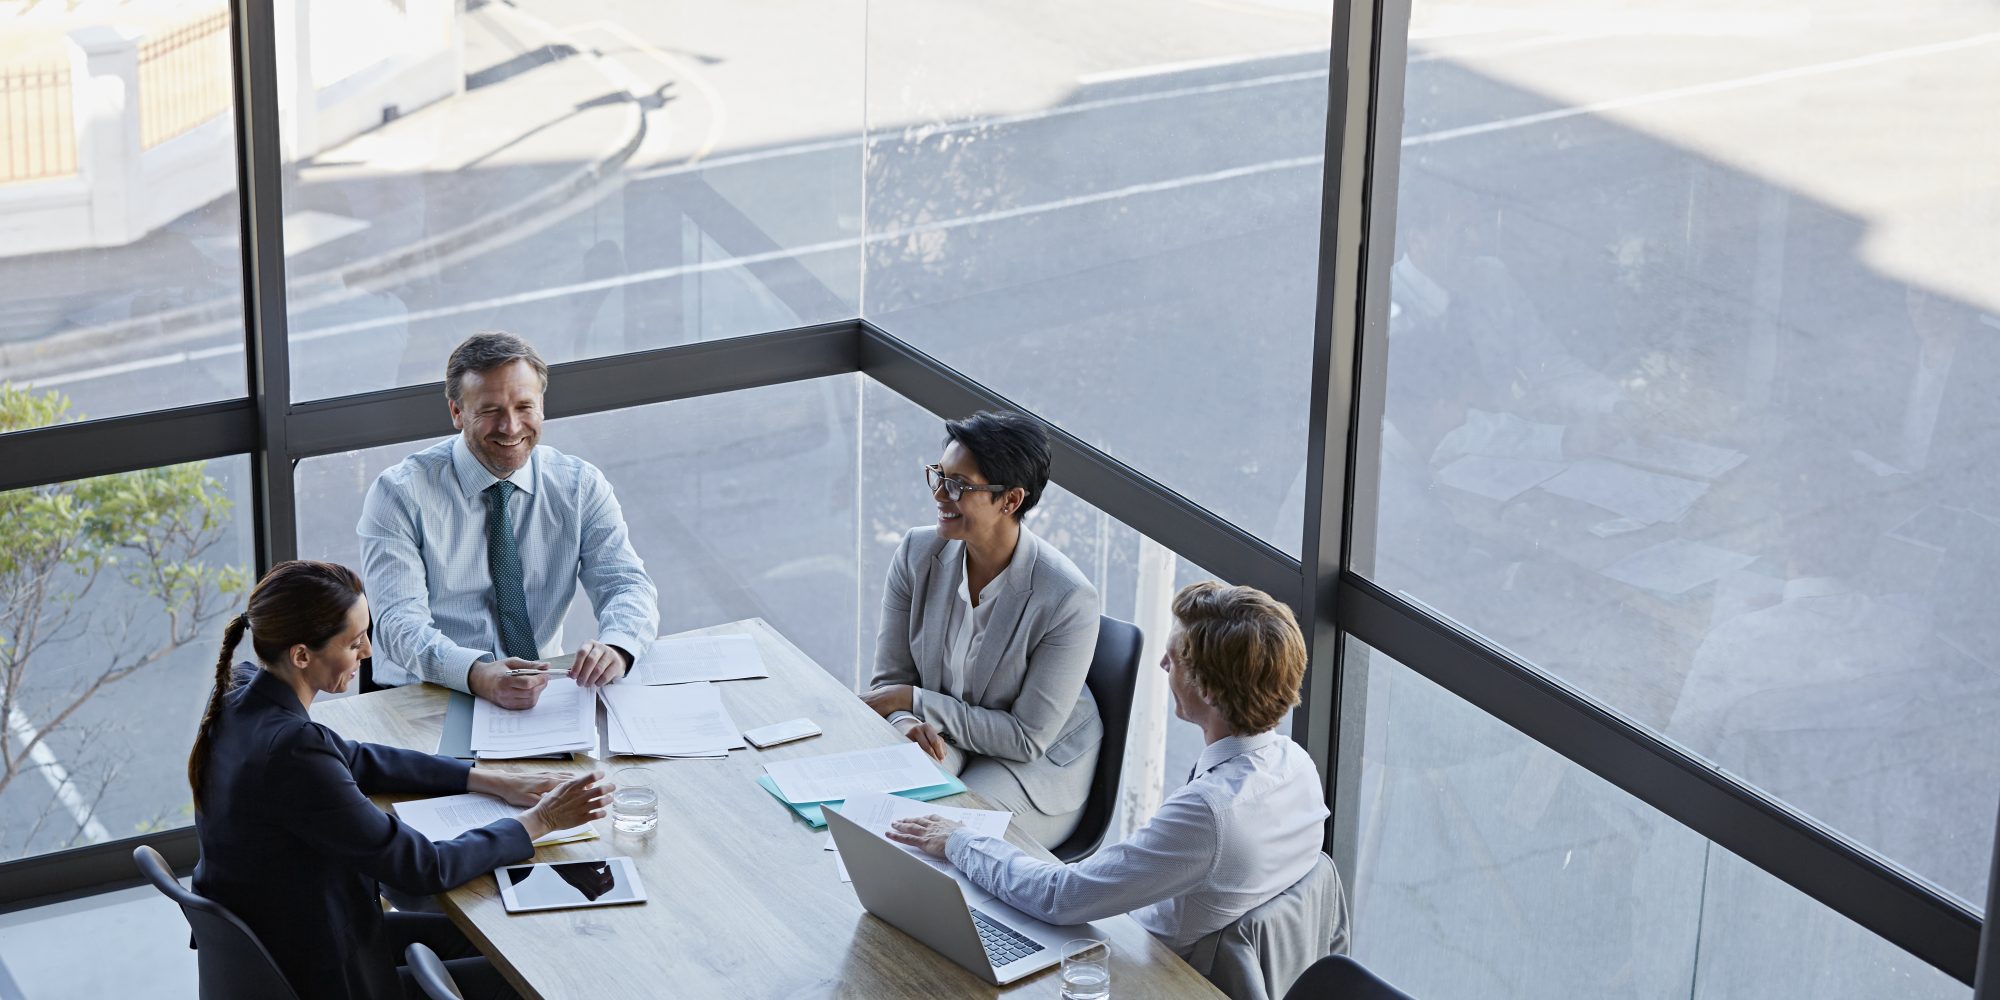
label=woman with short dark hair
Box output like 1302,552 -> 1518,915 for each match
863,411 -> 1104,845
188,560 -> 609,1000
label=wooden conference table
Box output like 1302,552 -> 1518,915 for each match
311,618 -> 1223,999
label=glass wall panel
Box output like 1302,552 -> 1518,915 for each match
1357,1 -> 2000,902
295,377 -> 861,685
861,0 -> 1333,556
0,5 -> 245,420
0,448 -> 252,864
1349,638 -> 1967,1000
278,0 -> 865,402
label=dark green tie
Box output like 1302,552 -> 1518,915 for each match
485,481 -> 538,660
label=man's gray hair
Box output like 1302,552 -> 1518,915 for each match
445,331 -> 548,404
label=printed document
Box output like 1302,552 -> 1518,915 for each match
600,681 -> 745,758
393,792 -> 595,847
633,633 -> 769,686
471,678 -> 597,758
764,743 -> 945,804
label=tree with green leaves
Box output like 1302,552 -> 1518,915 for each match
0,382 -> 246,857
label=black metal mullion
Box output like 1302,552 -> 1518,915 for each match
227,0 -> 294,572
0,828 -> 198,914
0,400 -> 256,493
283,322 -> 863,460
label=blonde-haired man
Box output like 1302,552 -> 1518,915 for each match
889,581 -> 1330,955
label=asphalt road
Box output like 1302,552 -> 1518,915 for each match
4,1 -> 1998,996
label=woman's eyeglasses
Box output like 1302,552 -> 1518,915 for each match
924,463 -> 1010,502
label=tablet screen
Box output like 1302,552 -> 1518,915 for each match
497,857 -> 646,913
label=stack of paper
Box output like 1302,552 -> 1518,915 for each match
633,634 -> 769,686
393,792 -> 596,847
600,681 -> 746,758
470,678 -> 597,759
764,743 -> 949,804
825,792 -> 1012,882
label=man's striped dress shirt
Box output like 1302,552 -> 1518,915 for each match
357,436 -> 658,692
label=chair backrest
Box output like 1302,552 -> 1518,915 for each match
1189,853 -> 1349,1000
1284,955 -> 1415,1000
405,943 -> 466,1000
133,845 -> 301,1000
1051,616 -> 1144,863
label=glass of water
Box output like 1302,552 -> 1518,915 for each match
611,766 -> 658,835
1060,938 -> 1110,1000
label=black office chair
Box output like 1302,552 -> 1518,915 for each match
133,845 -> 301,1000
405,943 -> 466,1000
1051,616 -> 1144,863
1283,955 -> 1415,1000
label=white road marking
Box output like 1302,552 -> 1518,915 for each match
1405,31 -> 2000,147
5,702 -> 111,845
24,31 -> 1996,391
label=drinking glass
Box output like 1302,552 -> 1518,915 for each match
611,766 -> 658,834
1060,938 -> 1110,1000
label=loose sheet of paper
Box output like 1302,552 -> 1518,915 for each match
393,792 -> 594,847
633,634 -> 769,686
764,743 -> 945,804
471,677 -> 596,758
829,792 -> 1013,882
600,681 -> 745,758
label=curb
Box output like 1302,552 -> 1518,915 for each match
1,32 -> 647,382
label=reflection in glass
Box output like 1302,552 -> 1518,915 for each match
0,443 -> 252,864
1349,639 -> 1966,1000
862,0 -> 1334,556
0,4 -> 244,422
277,0 -> 864,401
1359,1 -> 2000,903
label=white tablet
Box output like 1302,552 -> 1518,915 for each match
495,857 -> 647,914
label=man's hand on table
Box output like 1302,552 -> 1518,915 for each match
468,768 -> 566,807
470,657 -> 551,708
887,816 -> 966,859
567,640 -> 629,687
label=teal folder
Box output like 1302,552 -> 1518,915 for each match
755,773 -> 968,828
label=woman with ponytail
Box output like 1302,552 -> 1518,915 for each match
188,560 -> 611,1000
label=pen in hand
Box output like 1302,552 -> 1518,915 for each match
506,666 -> 571,677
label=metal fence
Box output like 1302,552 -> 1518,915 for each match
0,63 -> 76,184
138,9 -> 233,149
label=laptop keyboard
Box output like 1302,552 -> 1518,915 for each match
970,908 -> 1046,968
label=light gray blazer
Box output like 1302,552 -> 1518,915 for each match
870,525 -> 1103,816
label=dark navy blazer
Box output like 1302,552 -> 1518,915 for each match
192,666 -> 532,1000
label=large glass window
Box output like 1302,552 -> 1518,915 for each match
0,444 -> 252,864
295,377 -> 862,685
861,0 -> 1335,556
1349,639 -> 1966,1000
0,4 -> 245,420
278,0 -> 866,401
1358,1 -> 2000,903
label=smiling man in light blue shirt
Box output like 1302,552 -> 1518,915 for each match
357,332 -> 658,708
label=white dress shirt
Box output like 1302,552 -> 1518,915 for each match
944,729 -> 1328,952
357,436 -> 658,692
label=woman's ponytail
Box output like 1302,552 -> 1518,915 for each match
187,612 -> 249,811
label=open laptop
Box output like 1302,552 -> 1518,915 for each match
826,805 -> 1109,986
